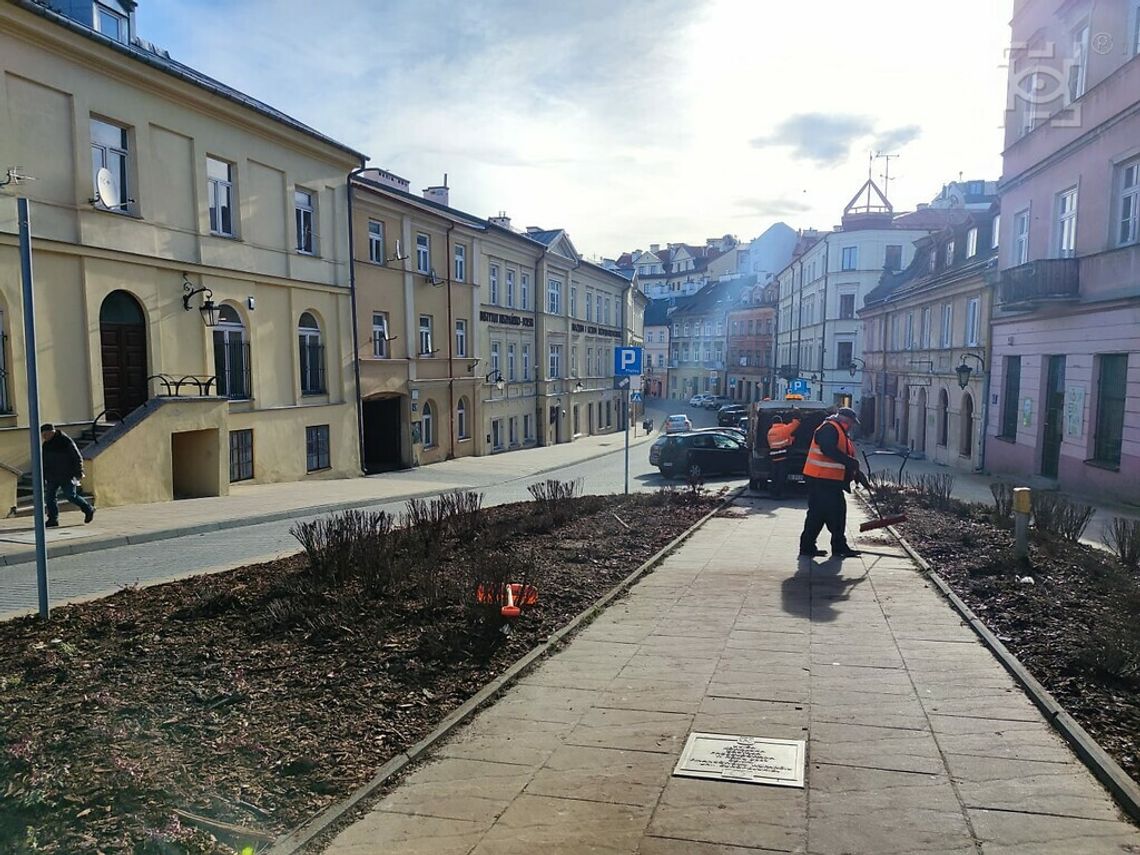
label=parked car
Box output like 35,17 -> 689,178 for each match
693,426 -> 747,442
688,394 -> 711,407
649,434 -> 669,466
717,404 -> 748,426
658,432 -> 749,479
746,400 -> 833,494
663,414 -> 693,434
703,395 -> 730,410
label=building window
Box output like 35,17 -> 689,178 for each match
1013,209 -> 1030,265
1093,354 -> 1128,466
294,189 -> 315,254
506,269 -> 515,307
938,389 -> 949,446
904,313 -> 914,350
457,397 -> 469,440
454,244 -> 466,282
884,245 -> 902,271
841,246 -> 858,271
509,417 -> 519,446
372,312 -> 389,358
90,117 -> 130,212
960,393 -> 975,457
966,227 -> 978,258
605,297 -> 613,326
489,264 -> 499,304
549,344 -> 562,379
415,233 -> 430,273
966,298 -> 980,347
368,220 -> 384,263
570,286 -> 577,318
586,347 -> 594,375
207,157 -> 235,236
836,340 -> 853,371
491,419 -> 504,450
944,240 -> 955,267
928,249 -> 938,273
521,273 -> 530,309
920,307 -> 932,349
1069,23 -> 1089,102
305,425 -> 331,471
421,402 -> 435,448
524,413 -> 533,440
586,291 -> 594,322
213,305 -> 250,400
522,344 -> 531,380
419,315 -> 433,355
992,214 -> 1001,249
1057,187 -> 1078,258
1117,158 -> 1140,247
490,340 -> 501,374
94,2 -> 128,42
940,303 -> 952,348
508,343 -> 516,381
1001,356 -> 1021,439
548,279 -> 562,314
596,294 -> 603,323
839,294 -> 855,319
229,429 -> 253,482
454,319 -> 467,357
298,312 -> 326,395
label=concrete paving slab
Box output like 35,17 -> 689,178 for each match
469,793 -> 653,855
970,808 -> 1140,854
524,744 -> 675,807
809,720 -> 947,775
326,812 -> 486,855
371,757 -> 532,823
565,706 -> 694,755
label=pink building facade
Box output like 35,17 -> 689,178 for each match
988,0 -> 1140,503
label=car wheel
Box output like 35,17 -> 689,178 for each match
688,463 -> 702,480
748,478 -> 759,491
658,467 -> 673,480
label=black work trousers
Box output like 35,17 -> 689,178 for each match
799,478 -> 850,554
769,455 -> 788,498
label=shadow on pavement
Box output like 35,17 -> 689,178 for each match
782,557 -> 870,623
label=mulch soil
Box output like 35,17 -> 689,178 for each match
896,498 -> 1140,786
0,490 -> 719,855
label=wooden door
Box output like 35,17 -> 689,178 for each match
99,291 -> 147,419
1041,355 -> 1066,478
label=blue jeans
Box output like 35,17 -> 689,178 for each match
45,480 -> 93,521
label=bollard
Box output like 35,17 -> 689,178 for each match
1013,487 -> 1031,560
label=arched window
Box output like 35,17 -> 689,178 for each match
0,306 -> 12,414
938,389 -> 949,446
298,311 -> 326,395
213,304 -> 250,400
421,401 -> 435,447
457,397 -> 469,439
960,393 -> 975,457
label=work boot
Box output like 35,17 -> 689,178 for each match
45,519 -> 59,528
799,548 -> 827,558
84,507 -> 95,524
832,547 -> 863,558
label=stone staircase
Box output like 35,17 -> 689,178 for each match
11,419 -> 116,517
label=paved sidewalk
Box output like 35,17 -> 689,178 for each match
327,496 -> 1140,854
863,453 -> 1140,552
0,429 -> 655,565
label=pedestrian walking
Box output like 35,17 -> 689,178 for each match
766,412 -> 800,499
40,423 -> 95,527
798,407 -> 868,558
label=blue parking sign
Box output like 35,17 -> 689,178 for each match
788,378 -> 811,396
614,346 -> 642,376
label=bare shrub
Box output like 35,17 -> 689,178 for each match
1031,493 -> 1094,543
290,510 -> 398,589
908,473 -> 955,509
1104,517 -> 1140,569
865,471 -> 905,515
990,483 -> 1014,527
528,478 -> 582,524
463,549 -> 541,622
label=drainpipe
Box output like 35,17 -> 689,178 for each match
345,165 -> 368,475
444,221 -> 457,460
978,355 -> 991,473
533,245 -> 549,446
819,242 -> 829,402
795,258 -> 804,387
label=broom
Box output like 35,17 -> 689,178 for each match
858,480 -> 908,532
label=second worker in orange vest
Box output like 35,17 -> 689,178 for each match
766,414 -> 800,499
798,407 -> 870,559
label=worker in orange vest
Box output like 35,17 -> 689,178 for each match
766,413 -> 800,499
798,407 -> 870,559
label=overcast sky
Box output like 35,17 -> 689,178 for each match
142,0 -> 1013,259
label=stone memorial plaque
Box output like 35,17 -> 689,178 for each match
673,732 -> 805,788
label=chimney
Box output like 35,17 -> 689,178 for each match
526,226 -> 543,234
359,168 -> 410,192
489,211 -> 512,229
650,243 -> 660,253
422,173 -> 449,207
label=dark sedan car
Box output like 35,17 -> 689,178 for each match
717,404 -> 747,426
658,432 -> 748,479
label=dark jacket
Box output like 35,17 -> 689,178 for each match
43,432 -> 83,483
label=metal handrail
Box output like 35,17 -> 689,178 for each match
86,409 -> 123,444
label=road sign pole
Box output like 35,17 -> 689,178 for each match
624,387 -> 630,495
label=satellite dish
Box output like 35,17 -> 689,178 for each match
95,167 -> 120,208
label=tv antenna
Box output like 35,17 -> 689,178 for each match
0,167 -> 38,189
386,239 -> 409,264
425,268 -> 444,287
89,166 -> 132,209
875,152 -> 900,199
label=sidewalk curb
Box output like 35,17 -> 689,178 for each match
0,436 -> 658,568
886,522 -> 1140,824
266,485 -> 744,855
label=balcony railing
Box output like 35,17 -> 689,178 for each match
998,258 -> 1079,309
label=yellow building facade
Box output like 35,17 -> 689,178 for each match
0,1 -> 365,507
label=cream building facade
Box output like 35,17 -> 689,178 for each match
0,0 -> 365,508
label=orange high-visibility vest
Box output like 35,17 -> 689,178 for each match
767,419 -> 800,458
803,417 -> 855,481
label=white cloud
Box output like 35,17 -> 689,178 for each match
141,0 -> 1011,257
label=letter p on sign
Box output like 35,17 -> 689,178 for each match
615,347 -> 643,376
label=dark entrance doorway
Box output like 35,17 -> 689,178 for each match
363,396 -> 404,472
99,290 -> 147,419
1041,355 -> 1066,478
